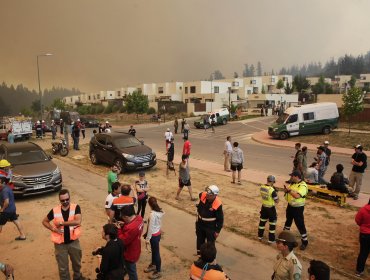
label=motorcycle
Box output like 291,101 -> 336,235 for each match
51,138 -> 69,157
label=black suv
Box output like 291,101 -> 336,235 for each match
0,142 -> 62,196
89,132 -> 156,172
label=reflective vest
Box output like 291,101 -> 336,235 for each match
200,192 -> 222,211
198,192 -> 222,222
51,203 -> 81,244
285,181 -> 308,207
112,196 -> 135,209
190,263 -> 227,280
260,184 -> 275,207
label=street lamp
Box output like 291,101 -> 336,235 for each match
37,53 -> 53,120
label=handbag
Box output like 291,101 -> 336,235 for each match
138,191 -> 146,200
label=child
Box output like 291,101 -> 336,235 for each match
135,171 -> 150,218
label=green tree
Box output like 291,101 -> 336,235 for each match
342,87 -> 364,134
348,75 -> 357,88
125,91 -> 149,118
312,76 -> 333,95
51,98 -> 66,110
31,99 -> 41,112
284,82 -> 294,94
277,79 -> 284,89
257,61 -> 262,76
293,75 -> 310,92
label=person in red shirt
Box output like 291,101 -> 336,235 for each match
183,136 -> 191,158
355,199 -> 370,277
117,205 -> 144,280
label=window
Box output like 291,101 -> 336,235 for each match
97,94 -> 100,99
190,86 -> 196,93
303,112 -> 314,121
185,87 -> 188,94
158,87 -> 164,94
271,77 -> 275,83
179,86 -> 182,90
117,92 -> 121,97
214,86 -> 219,93
286,114 -> 298,124
185,99 -> 188,103
361,76 -> 366,80
88,96 -> 91,100
232,81 -> 239,87
251,80 -> 256,84
283,77 -> 287,81
70,98 -> 73,102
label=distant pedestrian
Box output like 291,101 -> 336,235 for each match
323,141 -> 331,167
72,122 -> 80,150
128,125 -> 136,137
210,114 -> 216,133
258,175 -> 279,244
60,119 -> 64,135
183,121 -> 190,139
355,198 -> 370,277
349,144 -> 367,200
305,162 -> 319,184
203,115 -> 208,133
316,146 -> 327,184
107,165 -> 119,194
176,155 -> 196,201
308,260 -> 330,280
157,114 -> 161,124
164,128 -> 173,152
327,164 -> 350,193
51,120 -> 57,140
91,129 -> 97,139
260,106 -> 264,117
105,121 -> 112,132
292,143 -> 302,173
181,118 -> 185,133
166,137 -> 175,175
174,119 -> 179,134
265,105 -> 268,116
143,197 -> 164,279
36,120 -> 42,138
7,129 -> 14,144
230,142 -> 244,184
135,171 -> 149,219
80,122 -> 85,139
223,136 -> 232,172
182,136 -> 191,159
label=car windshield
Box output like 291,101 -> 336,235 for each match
113,137 -> 141,149
276,113 -> 289,124
7,149 -> 49,165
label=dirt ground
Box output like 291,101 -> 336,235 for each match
0,140 -> 364,279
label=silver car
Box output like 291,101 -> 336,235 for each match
0,142 -> 62,196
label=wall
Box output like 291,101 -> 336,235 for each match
317,94 -> 343,107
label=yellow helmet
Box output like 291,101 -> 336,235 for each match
0,159 -> 11,168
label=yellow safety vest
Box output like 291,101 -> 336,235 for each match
260,184 -> 275,207
285,181 -> 308,207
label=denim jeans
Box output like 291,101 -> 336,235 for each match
150,234 -> 161,272
73,136 -> 79,150
124,261 -> 138,280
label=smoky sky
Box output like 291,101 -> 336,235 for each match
1,0 -> 370,93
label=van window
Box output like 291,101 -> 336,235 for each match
303,112 -> 314,121
286,114 -> 298,124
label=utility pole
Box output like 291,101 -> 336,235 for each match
228,87 -> 231,120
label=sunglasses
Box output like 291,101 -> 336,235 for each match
60,198 -> 70,203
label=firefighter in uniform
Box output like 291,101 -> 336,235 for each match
258,175 -> 279,243
196,185 -> 224,255
272,231 -> 302,280
283,170 -> 309,251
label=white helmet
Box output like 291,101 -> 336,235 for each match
206,185 -> 219,195
77,119 -> 80,121
42,120 -> 45,123
106,121 -> 109,124
36,121 -> 40,124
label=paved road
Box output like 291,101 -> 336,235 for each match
116,117 -> 370,194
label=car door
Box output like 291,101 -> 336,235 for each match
105,136 -> 117,165
93,134 -> 109,164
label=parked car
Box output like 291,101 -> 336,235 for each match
89,132 -> 156,172
80,117 -> 99,128
0,142 -> 62,197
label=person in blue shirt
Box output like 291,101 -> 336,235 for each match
7,129 -> 14,144
0,173 -> 26,240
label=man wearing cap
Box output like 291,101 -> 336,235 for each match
316,146 -> 327,184
195,185 -> 224,255
323,141 -> 331,167
283,170 -> 309,250
258,175 -> 279,244
349,145 -> 367,200
272,231 -> 302,280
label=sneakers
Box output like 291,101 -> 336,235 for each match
144,264 -> 156,273
268,240 -> 276,245
355,271 -> 363,277
149,271 -> 162,279
353,196 -> 359,200
299,243 -> 307,251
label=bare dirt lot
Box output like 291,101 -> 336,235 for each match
0,140 -> 364,279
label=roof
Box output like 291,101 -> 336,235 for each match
98,132 -> 132,139
0,142 -> 42,152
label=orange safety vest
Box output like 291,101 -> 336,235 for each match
190,264 -> 227,280
200,192 -> 222,210
51,203 -> 81,244
112,196 -> 135,209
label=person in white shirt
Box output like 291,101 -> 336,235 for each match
224,136 -> 232,172
105,182 -> 121,221
164,128 -> 173,152
305,162 -> 319,184
143,197 -> 165,279
230,142 -> 244,185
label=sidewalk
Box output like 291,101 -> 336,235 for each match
251,130 -> 369,208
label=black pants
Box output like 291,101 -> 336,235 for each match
357,233 -> 370,273
196,221 -> 216,254
258,206 -> 277,242
137,198 -> 147,218
284,205 -> 308,245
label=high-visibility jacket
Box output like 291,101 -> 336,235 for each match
260,184 -> 275,207
112,196 -> 135,209
200,192 -> 222,211
51,203 -> 81,244
190,263 -> 228,280
285,181 -> 308,207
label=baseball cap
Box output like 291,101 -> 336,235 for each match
277,231 -> 296,243
139,171 -> 145,177
289,170 -> 302,178
354,144 -> 363,150
267,175 -> 276,183
324,141 -> 329,145
317,146 -> 325,151
206,185 -> 219,195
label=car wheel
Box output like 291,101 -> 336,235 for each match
114,159 -> 124,174
90,152 -> 99,165
222,118 -> 227,125
279,132 -> 289,140
322,126 -> 331,135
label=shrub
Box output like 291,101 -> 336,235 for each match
167,106 -> 177,115
147,107 -> 156,114
112,104 -> 120,112
119,106 -> 127,113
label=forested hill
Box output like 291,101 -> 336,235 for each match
0,82 -> 83,116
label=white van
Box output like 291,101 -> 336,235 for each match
268,102 -> 339,140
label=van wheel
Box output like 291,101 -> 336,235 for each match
322,126 -> 331,135
279,132 -> 289,140
222,118 -> 227,125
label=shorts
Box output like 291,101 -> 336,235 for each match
179,178 -> 191,188
231,163 -> 243,171
0,212 -> 18,225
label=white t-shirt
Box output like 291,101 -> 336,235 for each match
105,193 -> 120,209
164,131 -> 173,141
224,141 -> 232,153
